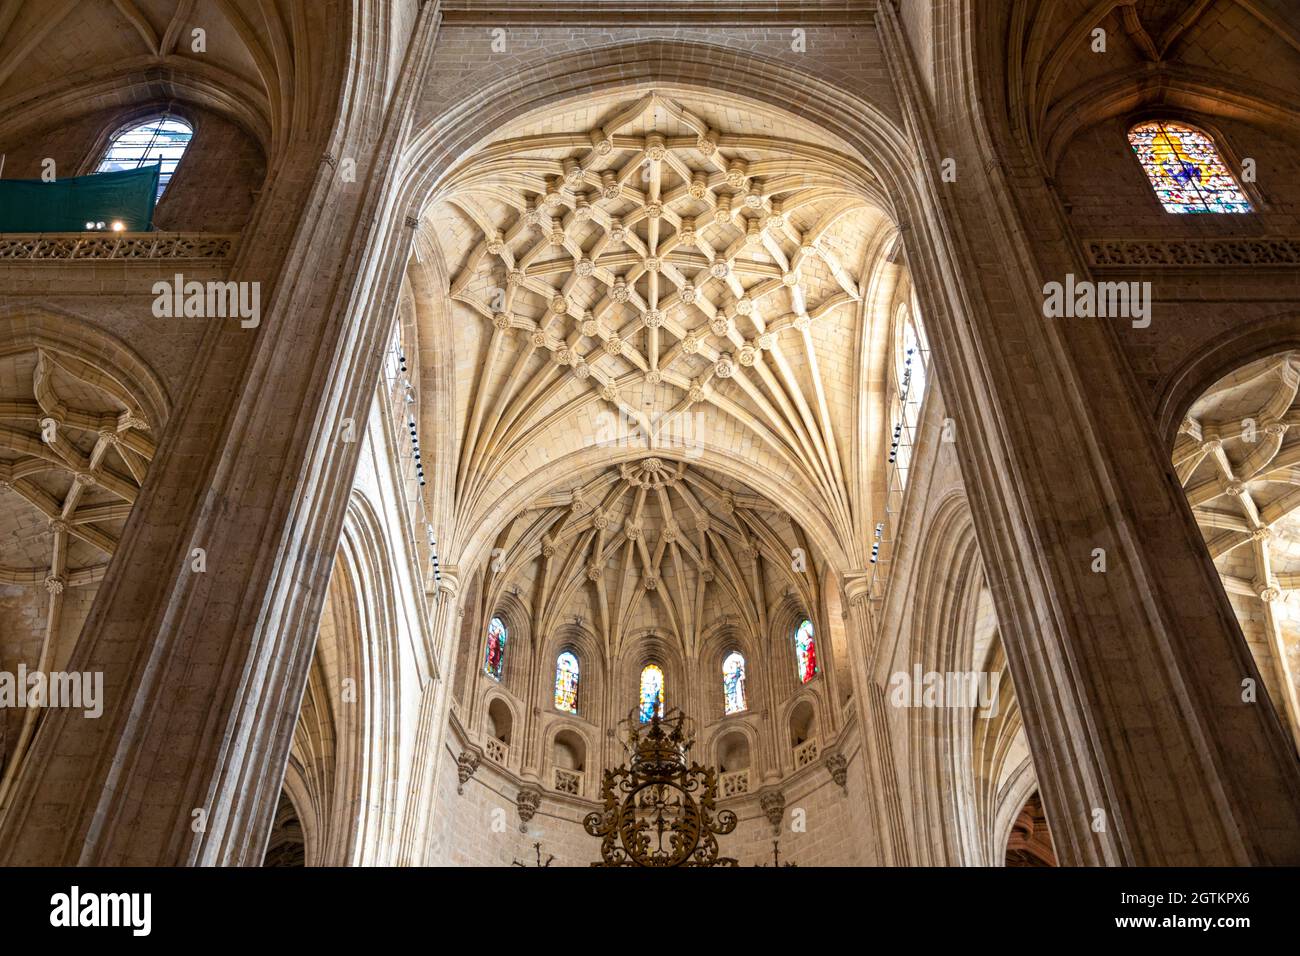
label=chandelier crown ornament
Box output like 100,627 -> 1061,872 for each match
624,705 -> 692,771
584,707 -> 738,866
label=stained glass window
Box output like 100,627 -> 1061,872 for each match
722,651 -> 747,715
555,651 -> 579,714
794,619 -> 818,684
96,116 -> 194,202
1127,121 -> 1251,214
484,616 -> 507,680
639,664 -> 665,722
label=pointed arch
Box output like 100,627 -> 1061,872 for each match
94,114 -> 194,201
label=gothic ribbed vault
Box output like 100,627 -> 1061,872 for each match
416,89 -> 899,587
1175,350 -> 1300,744
485,457 -> 821,662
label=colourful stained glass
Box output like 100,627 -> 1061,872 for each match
96,117 -> 194,202
484,617 -> 507,680
555,651 -> 579,713
722,651 -> 746,715
794,619 -> 818,684
639,664 -> 664,722
1127,121 -> 1251,214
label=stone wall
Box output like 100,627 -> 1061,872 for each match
1056,115 -> 1300,240
430,714 -> 870,866
3,0 -> 1297,868
415,18 -> 901,132
0,105 -> 266,234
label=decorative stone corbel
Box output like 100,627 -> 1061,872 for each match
843,575 -> 872,612
825,751 -> 849,793
759,788 -> 786,836
516,785 -> 543,833
456,747 -> 481,795
437,569 -> 460,601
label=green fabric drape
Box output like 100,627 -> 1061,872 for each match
0,165 -> 159,232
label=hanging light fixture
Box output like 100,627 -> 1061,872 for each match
584,708 -> 737,867
427,525 -> 441,585
407,415 -> 425,486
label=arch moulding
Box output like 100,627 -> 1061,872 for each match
397,38 -> 920,236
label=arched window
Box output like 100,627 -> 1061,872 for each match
794,619 -> 818,684
638,664 -> 665,722
483,616 -> 507,680
1127,121 -> 1251,214
890,305 -> 930,487
384,317 -> 406,387
897,311 -> 928,407
554,650 -> 580,714
722,651 -> 747,715
95,116 -> 194,202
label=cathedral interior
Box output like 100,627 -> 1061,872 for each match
0,0 -> 1297,870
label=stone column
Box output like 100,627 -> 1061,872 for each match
879,1 -> 1300,865
408,568 -> 465,862
843,580 -> 909,865
0,4 -> 440,866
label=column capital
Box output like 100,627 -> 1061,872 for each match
841,571 -> 873,606
436,567 -> 460,597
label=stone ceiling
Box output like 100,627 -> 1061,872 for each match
1175,350 -> 1300,743
0,349 -> 153,591
1005,0 -> 1300,165
0,346 -> 154,799
485,457 -> 819,660
417,90 -> 896,587
0,0 -> 340,154
0,1 -> 258,104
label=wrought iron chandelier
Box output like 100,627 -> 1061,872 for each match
584,707 -> 738,866
512,842 -> 555,867
757,839 -> 798,867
